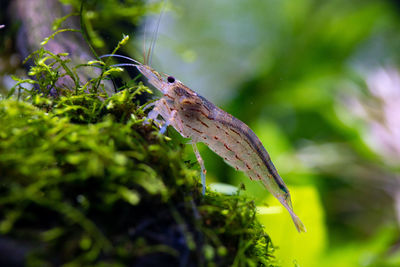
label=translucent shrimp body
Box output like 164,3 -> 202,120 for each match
133,64 -> 306,233
99,54 -> 305,232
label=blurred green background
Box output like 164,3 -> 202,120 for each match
136,0 -> 400,266
2,0 -> 400,266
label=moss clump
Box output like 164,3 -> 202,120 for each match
0,47 -> 276,266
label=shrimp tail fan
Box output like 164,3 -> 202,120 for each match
288,208 -> 306,233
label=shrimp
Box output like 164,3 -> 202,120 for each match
100,58 -> 306,233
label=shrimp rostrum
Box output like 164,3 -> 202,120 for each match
103,56 -> 306,233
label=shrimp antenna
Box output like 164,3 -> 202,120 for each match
147,0 -> 166,66
107,63 -> 138,68
99,54 -> 142,65
143,16 -> 148,65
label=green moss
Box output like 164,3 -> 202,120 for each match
0,32 -> 276,267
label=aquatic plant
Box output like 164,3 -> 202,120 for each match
0,40 -> 276,266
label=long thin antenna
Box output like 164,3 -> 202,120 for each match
143,17 -> 148,65
148,0 -> 166,66
107,63 -> 138,68
100,54 -> 142,65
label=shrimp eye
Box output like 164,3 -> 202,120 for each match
167,76 -> 175,83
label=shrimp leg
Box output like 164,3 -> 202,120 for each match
142,101 -> 157,111
192,143 -> 207,195
143,100 -> 164,127
160,109 -> 177,134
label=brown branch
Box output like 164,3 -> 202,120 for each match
9,0 -> 114,95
